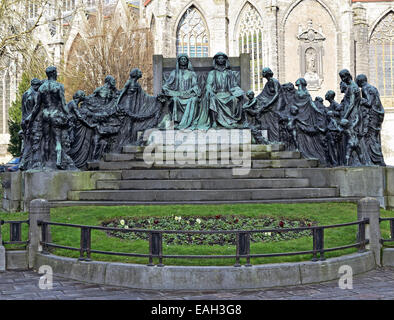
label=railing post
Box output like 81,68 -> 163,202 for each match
357,197 -> 381,266
40,222 -> 49,255
0,220 -> 5,272
148,232 -> 163,266
312,228 -> 325,261
234,232 -> 241,267
357,220 -> 367,253
10,222 -> 22,242
390,220 -> 394,241
28,199 -> 51,269
235,232 -> 251,267
79,227 -> 92,261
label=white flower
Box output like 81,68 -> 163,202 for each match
124,225 -> 129,229
196,218 -> 201,224
175,216 -> 182,222
264,232 -> 272,236
120,219 -> 125,226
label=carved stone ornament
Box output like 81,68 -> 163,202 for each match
297,20 -> 325,90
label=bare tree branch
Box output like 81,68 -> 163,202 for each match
63,3 -> 154,100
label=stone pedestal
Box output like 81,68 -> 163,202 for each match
28,199 -> 51,269
0,224 -> 5,272
357,197 -> 382,266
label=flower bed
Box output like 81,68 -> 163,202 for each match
102,215 -> 315,246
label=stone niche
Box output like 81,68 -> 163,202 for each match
284,0 -> 337,98
297,20 -> 326,91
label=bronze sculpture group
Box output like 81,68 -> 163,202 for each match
19,52 -> 386,171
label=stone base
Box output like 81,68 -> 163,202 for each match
35,251 -> 375,290
382,248 -> 394,267
0,246 -> 5,272
5,250 -> 28,270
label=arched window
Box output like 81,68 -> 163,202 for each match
176,6 -> 209,57
237,2 -> 265,93
369,12 -> 393,108
63,0 -> 76,12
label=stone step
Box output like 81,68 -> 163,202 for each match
50,197 -> 361,208
252,159 -> 319,168
96,178 -> 310,190
105,151 -> 301,162
122,144 -> 285,154
120,168 -> 288,180
95,158 -> 317,170
68,187 -> 338,202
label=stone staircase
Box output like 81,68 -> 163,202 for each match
49,140 -> 361,207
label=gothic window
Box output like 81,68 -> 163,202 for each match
63,0 -> 76,12
237,2 -> 265,92
369,12 -> 393,108
176,6 -> 209,58
28,1 -> 39,19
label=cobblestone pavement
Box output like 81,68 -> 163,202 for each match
0,267 -> 393,300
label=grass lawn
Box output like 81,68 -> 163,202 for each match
1,203 -> 393,266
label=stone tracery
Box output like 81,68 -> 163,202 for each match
176,6 -> 209,58
237,2 -> 265,93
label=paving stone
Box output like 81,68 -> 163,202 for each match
0,268 -> 393,300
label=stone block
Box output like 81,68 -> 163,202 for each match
122,169 -> 170,180
270,151 -> 301,159
1,198 -> 22,213
331,167 -> 385,199
0,171 -> 22,202
23,171 -> 122,207
387,196 -> 394,210
386,167 -> 394,196
98,161 -> 153,170
253,159 -> 318,168
382,248 -> 394,267
35,253 -> 74,275
0,246 -> 5,272
70,261 -> 108,284
97,178 -> 310,191
299,252 -> 375,284
169,168 -> 232,180
6,250 -> 28,270
104,153 -> 136,162
251,188 -> 337,200
285,168 -> 331,188
357,197 -> 382,266
104,263 -> 301,290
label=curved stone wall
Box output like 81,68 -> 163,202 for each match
35,251 -> 375,290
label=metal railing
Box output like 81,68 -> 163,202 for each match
380,218 -> 394,245
0,220 -> 30,247
37,219 -> 369,266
